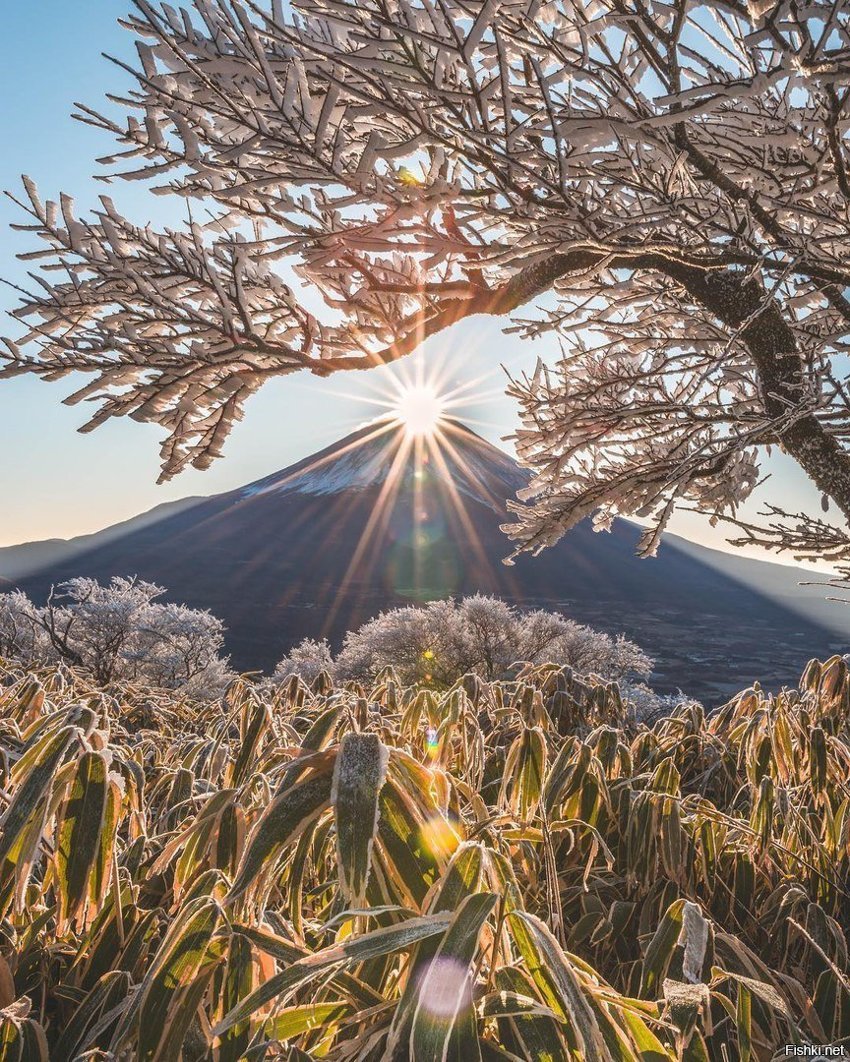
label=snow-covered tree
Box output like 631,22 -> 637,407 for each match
130,598 -> 229,689
0,578 -> 230,693
335,599 -> 476,686
512,607 -> 652,680
279,595 -> 652,685
5,1 -> 850,569
42,577 -> 165,684
0,591 -> 53,665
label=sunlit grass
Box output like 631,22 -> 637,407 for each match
2,652 -> 849,1056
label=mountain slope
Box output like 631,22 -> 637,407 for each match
5,418 -> 846,700
0,496 -> 204,580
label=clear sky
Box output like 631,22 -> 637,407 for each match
0,1 -> 827,567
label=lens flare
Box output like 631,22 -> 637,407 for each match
419,814 -> 461,859
416,957 -> 470,1019
318,361 -> 505,636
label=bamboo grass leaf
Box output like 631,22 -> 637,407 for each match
410,892 -> 497,1062
509,910 -> 612,1061
332,732 -> 388,905
55,750 -> 108,929
263,1001 -> 352,1041
113,895 -> 224,1060
0,725 -> 76,872
640,899 -> 687,999
227,766 -> 333,901
213,912 -> 453,1038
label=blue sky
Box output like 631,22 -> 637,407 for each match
0,1 -> 825,567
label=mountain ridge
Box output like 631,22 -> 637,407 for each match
0,496 -> 205,580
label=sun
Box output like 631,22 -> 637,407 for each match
393,385 -> 446,437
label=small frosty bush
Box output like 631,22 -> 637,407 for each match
621,682 -> 698,726
272,637 -> 335,684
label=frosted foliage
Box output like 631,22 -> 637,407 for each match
679,902 -> 710,984
6,2 -> 850,564
273,637 -> 335,683
282,594 -> 653,684
620,682 -> 696,726
0,592 -> 54,665
0,578 -> 230,695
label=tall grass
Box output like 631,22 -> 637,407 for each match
0,655 -> 848,1059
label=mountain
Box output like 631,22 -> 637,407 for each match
3,418 -> 847,701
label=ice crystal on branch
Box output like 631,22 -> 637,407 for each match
5,0 -> 850,564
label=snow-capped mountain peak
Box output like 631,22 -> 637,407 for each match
238,417 -> 527,512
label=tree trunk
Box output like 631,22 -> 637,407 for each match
667,264 -> 850,524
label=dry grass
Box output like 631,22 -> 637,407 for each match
0,654 -> 848,1060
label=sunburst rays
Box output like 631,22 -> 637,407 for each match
316,371 -> 510,635
258,353 -> 512,632
392,384 -> 446,437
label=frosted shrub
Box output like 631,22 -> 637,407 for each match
0,590 -> 53,665
621,682 -> 698,727
278,595 -> 652,687
272,637 -> 336,684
